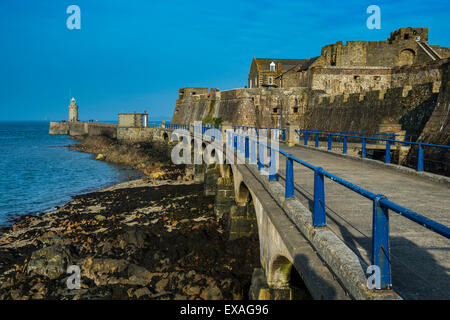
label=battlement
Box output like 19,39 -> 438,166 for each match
388,27 -> 428,43
315,81 -> 439,106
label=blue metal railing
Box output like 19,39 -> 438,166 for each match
233,125 -> 287,142
296,129 -> 450,173
298,129 -> 418,143
229,128 -> 450,291
164,124 -> 448,175
167,123 -> 190,130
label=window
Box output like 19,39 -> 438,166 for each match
293,107 -> 298,113
268,77 -> 273,85
273,108 -> 279,114
354,75 -> 360,80
270,61 -> 276,71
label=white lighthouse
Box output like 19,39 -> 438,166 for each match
68,97 -> 79,122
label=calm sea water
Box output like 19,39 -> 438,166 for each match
0,121 -> 143,226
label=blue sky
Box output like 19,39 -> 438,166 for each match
0,0 -> 449,121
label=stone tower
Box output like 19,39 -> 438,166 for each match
68,97 -> 79,122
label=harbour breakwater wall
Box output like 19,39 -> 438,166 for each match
49,122 -> 118,139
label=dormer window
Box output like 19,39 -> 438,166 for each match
270,61 -> 276,71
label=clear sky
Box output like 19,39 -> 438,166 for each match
0,0 -> 448,121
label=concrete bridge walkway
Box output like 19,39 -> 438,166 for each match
275,144 -> 450,299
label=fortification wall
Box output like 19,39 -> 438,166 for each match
310,67 -> 391,95
391,60 -> 445,88
321,37 -> 432,68
304,82 -> 440,136
420,62 -> 450,144
412,62 -> 450,174
171,87 -> 309,128
172,94 -> 213,125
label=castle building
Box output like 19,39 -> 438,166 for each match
68,97 -> 79,122
248,58 -> 307,88
268,27 -> 450,95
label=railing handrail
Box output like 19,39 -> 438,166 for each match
300,128 -> 418,138
297,129 -> 450,149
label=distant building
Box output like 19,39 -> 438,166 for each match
248,58 -> 308,88
118,111 -> 149,128
68,97 -> 79,122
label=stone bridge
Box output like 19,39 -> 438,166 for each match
151,126 -> 449,300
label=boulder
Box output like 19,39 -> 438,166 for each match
155,278 -> 169,293
81,257 -> 128,286
27,245 -> 72,279
127,264 -> 155,286
200,283 -> 223,300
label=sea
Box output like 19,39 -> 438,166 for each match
0,121 -> 144,226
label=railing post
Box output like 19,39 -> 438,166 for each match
372,195 -> 392,290
361,137 -> 366,158
328,134 -> 332,151
258,141 -> 264,170
245,135 -> 249,159
313,167 -> 326,228
268,148 -> 278,181
285,156 -> 294,199
343,136 -> 347,154
282,129 -> 286,142
315,133 -> 319,148
304,131 -> 309,146
385,141 -> 391,164
250,136 -> 256,164
240,133 -> 244,155
417,143 -> 424,171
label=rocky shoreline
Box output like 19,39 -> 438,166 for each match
0,136 -> 259,300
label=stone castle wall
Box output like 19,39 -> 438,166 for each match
413,62 -> 450,174
304,82 -> 440,136
320,36 -> 445,68
171,87 -> 309,128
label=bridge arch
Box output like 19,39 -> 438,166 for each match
218,163 -> 232,179
236,182 -> 251,206
269,255 -> 293,288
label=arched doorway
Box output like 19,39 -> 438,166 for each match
398,49 -> 415,66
